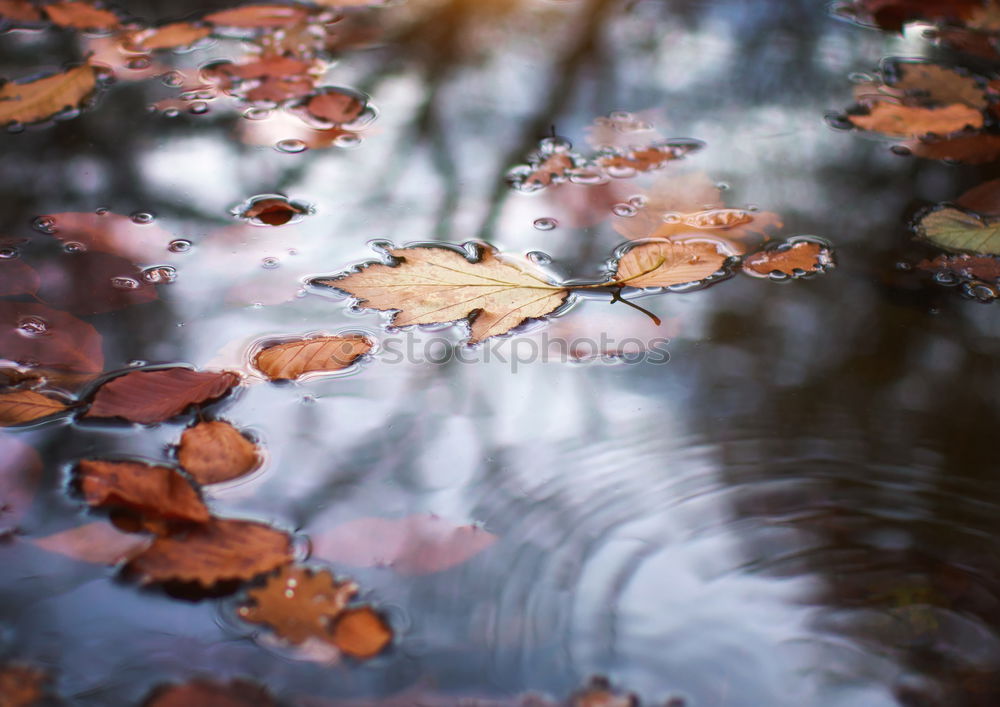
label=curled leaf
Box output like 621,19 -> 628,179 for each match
178,420 -> 260,485
85,368 -> 241,424
741,240 -> 833,278
0,389 -> 69,426
611,240 -> 728,288
0,62 -> 97,125
254,335 -> 372,381
33,521 -> 150,564
331,607 -> 392,659
76,459 -> 210,527
239,197 -> 305,225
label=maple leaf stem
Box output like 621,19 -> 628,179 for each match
608,287 -> 661,326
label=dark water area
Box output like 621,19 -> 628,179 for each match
3,0 -> 1000,705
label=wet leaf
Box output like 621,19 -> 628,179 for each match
33,521 -> 150,564
610,240 -> 728,288
847,102 -> 983,138
844,0 -> 982,31
892,63 -> 986,109
0,259 -> 39,297
905,131 -> 1000,163
311,514 -> 498,575
0,663 -> 48,707
917,253 -> 1000,282
0,1 -> 42,23
37,251 -> 159,315
76,459 -> 209,528
0,62 -> 97,125
124,518 -> 293,587
142,678 -> 278,707
85,368 -> 241,424
238,565 -> 358,644
204,5 -> 312,28
0,389 -> 69,426
178,420 -> 260,485
43,1 -> 121,29
521,153 -> 576,190
38,211 -> 175,263
570,677 -> 637,707
596,142 -> 701,173
955,178 -> 1000,216
331,607 -> 392,659
0,301 -> 104,376
244,76 -> 316,104
315,246 -> 569,344
0,433 -> 41,535
301,90 -> 365,125
742,240 -> 833,278
914,207 -> 1000,255
254,335 -> 372,381
123,23 -> 212,51
240,197 -> 305,225
221,56 -> 315,81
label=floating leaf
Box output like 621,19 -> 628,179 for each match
123,23 -> 212,51
842,0 -> 982,31
220,56 -> 315,81
847,102 -> 983,138
0,259 -> 39,297
0,301 -> 104,377
915,207 -> 1000,255
204,5 -> 312,28
301,90 -> 365,124
143,679 -> 278,707
76,459 -> 209,531
0,433 -> 41,535
0,389 -> 69,426
331,607 -> 392,659
33,521 -> 150,564
0,1 -> 42,23
955,178 -> 1000,215
85,368 -> 241,424
240,197 -> 305,225
570,677 -> 638,707
917,253 -> 1000,282
0,663 -> 48,707
311,514 -> 498,575
0,62 -> 97,125
244,76 -> 316,103
254,335 -> 372,381
238,565 -> 358,644
905,131 -> 1000,163
611,240 -> 728,288
892,63 -> 986,109
523,153 -> 576,190
596,141 -> 702,174
742,240 -> 833,278
315,246 -> 569,344
178,421 -> 260,485
43,1 -> 121,29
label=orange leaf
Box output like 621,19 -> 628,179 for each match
124,518 -> 293,586
905,132 -> 1000,164
33,521 -> 150,564
331,607 -> 392,659
302,90 -> 365,125
244,76 -> 316,104
123,22 -> 212,51
76,459 -> 209,528
43,1 -> 120,29
240,197 -> 306,225
254,335 -> 372,381
85,368 -> 241,424
0,0 -> 42,23
0,62 -> 97,125
238,565 -> 358,644
205,5 -> 312,28
741,240 -> 833,278
611,240 -> 728,288
221,56 -> 314,81
0,433 -> 41,535
142,679 -> 278,707
0,663 -> 49,707
848,102 -> 983,138
596,142 -> 700,174
178,420 -> 260,485
0,390 -> 68,426
0,301 -> 104,376
311,514 -> 498,575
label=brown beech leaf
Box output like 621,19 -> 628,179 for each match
315,245 -> 568,344
240,197 -> 305,225
301,90 -> 365,124
596,142 -> 700,174
244,76 -> 316,104
955,178 -> 1000,216
43,1 -> 121,29
0,433 -> 41,535
0,1 -> 42,23
33,521 -> 150,564
76,459 -> 209,527
142,679 -> 278,707
848,102 -> 983,138
0,259 -> 39,296
0,663 -> 49,707
311,514 -> 498,575
905,132 -> 1000,164
36,251 -> 159,315
0,301 -> 104,376
917,253 -> 1000,282
742,240 -> 833,278
522,153 -> 575,190
220,56 -> 314,81
38,211 -> 176,263
238,565 -> 358,644
0,390 -> 69,426
123,23 -> 212,51
331,607 -> 392,659
893,63 -> 986,109
843,0 -> 982,31
0,62 -> 97,125
178,420 -> 260,485
85,368 -> 241,424
204,5 -> 312,28
611,240 -> 728,288
124,518 -> 293,586
254,335 -> 372,381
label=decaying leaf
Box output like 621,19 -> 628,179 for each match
33,521 -> 150,564
847,102 -> 983,138
123,23 -> 212,52
0,433 -> 41,535
238,565 -> 358,643
0,259 -> 39,297
43,1 -> 121,29
178,420 -> 260,485
741,240 -> 833,278
0,0 -> 42,23
0,663 -> 49,707
330,607 -> 392,659
315,246 -> 569,344
0,301 -> 104,377
253,335 -> 372,381
0,389 -> 69,426
311,514 -> 498,575
917,253 -> 1000,282
125,518 -> 293,586
76,459 -> 210,528
85,368 -> 241,424
204,5 -> 312,28
142,678 -> 278,707
914,206 -> 1000,255
0,62 -> 97,125
610,240 -> 728,288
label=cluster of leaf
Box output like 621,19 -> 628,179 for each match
0,0 -> 384,144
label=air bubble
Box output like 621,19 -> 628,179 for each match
275,139 -> 308,154
63,241 -> 86,253
32,216 -> 56,234
168,239 -> 192,253
890,145 -> 913,157
188,101 -> 209,115
126,56 -> 152,70
243,107 -> 271,121
612,203 -> 637,217
0,246 -> 18,259
6,121 -> 25,134
110,276 -> 140,290
527,251 -> 552,265
715,182 -> 730,191
95,207 -> 109,216
661,213 -> 681,224
160,70 -> 184,87
130,212 -> 155,225
568,171 -> 608,186
128,360 -> 147,367
628,195 -> 648,208
533,217 -> 558,231
605,164 -> 637,179
933,271 -> 959,286
334,133 -> 362,148
966,281 -> 999,302
824,113 -> 855,131
848,72 -> 874,83
261,257 -> 280,269
141,265 -> 177,284
17,316 -> 47,336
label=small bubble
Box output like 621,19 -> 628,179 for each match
163,108 -> 180,118
966,281 -> 999,302
128,360 -> 147,367
895,261 -> 913,271
95,207 -> 109,216
130,211 -> 155,225
890,145 -> 913,157
32,216 -> 56,234
160,70 -> 184,87
275,139 -> 308,154
609,110 -> 633,121
848,72 -> 874,83
933,271 -> 959,286
261,257 -> 280,269
568,171 -> 608,186
287,248 -> 298,256
527,251 -> 552,265
0,246 -> 18,259
168,239 -> 192,253
284,589 -> 295,598
16,316 -> 47,336
662,212 -> 681,224
715,182 -> 730,191
141,265 -> 177,284
243,107 -> 271,121
250,302 -> 263,309
110,276 -> 140,290
301,395 -> 316,405
533,217 -> 558,231
612,203 -> 637,217
188,101 -> 209,115
745,204 -> 760,212
605,164 -> 637,179
6,121 -> 25,134
334,133 -> 362,148
627,195 -> 648,208
63,241 -> 86,253
824,113 -> 855,131
126,56 -> 152,70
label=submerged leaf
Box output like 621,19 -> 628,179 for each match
143,679 -> 278,707
0,390 -> 68,426
955,178 -> 1000,216
302,90 -> 365,124
0,1 -> 43,23
917,253 -> 1000,282
43,1 -> 121,29
76,459 -> 210,527
611,241 -> 728,288
178,420 -> 260,485
905,132 -> 1000,164
85,368 -> 241,424
0,301 -> 104,377
315,246 -> 569,344
0,63 -> 97,125
254,335 -> 372,381
33,521 -> 150,564
915,207 -> 1000,255
0,259 -> 39,297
